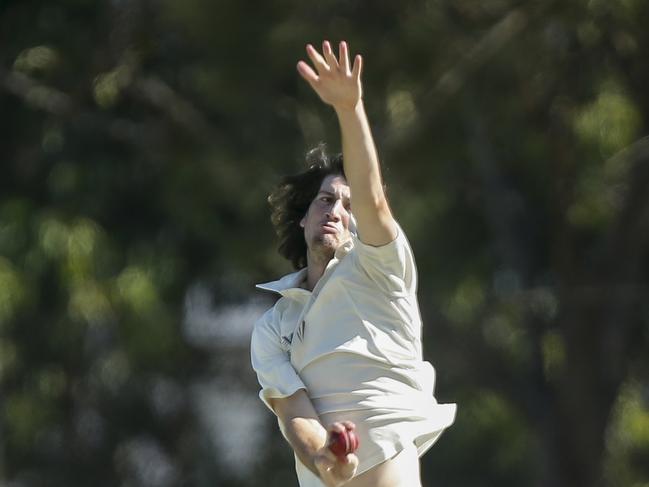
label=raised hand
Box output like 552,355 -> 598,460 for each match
297,40 -> 363,112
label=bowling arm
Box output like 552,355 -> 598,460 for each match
271,389 -> 359,486
270,389 -> 328,477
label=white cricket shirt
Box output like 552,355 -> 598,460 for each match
250,225 -> 456,482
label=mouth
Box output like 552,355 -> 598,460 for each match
321,222 -> 339,234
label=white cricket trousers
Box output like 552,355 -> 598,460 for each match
295,442 -> 423,487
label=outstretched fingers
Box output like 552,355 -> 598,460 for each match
351,53 -> 362,81
298,41 -> 361,80
297,40 -> 363,109
339,41 -> 351,75
322,40 -> 339,70
334,41 -> 362,81
297,60 -> 318,84
306,43 -> 330,74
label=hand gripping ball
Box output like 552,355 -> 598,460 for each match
328,426 -> 359,461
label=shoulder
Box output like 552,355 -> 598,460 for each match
254,298 -> 288,330
352,222 -> 414,264
347,222 -> 418,294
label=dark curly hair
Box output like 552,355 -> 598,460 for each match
268,144 -> 345,270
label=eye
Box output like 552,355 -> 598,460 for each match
321,196 -> 332,203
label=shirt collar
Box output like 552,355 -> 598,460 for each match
335,236 -> 354,259
256,237 -> 354,296
255,268 -> 309,296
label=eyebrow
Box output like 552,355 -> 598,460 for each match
318,190 -> 350,201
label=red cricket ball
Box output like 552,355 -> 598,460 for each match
328,427 -> 359,460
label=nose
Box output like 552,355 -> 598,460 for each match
326,199 -> 344,221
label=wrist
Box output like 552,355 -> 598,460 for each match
334,99 -> 364,117
312,446 -> 329,471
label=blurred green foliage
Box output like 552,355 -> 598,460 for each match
1,0 -> 648,486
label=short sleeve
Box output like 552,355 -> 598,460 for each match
353,223 -> 417,296
250,307 -> 307,413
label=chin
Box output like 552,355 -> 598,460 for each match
312,235 -> 339,253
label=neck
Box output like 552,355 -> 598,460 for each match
305,249 -> 333,291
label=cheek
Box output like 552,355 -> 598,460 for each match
303,208 -> 320,232
302,204 -> 317,227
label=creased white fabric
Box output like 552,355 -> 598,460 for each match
250,225 -> 456,484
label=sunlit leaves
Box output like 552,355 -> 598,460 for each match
68,280 -> 112,325
569,84 -> 642,228
444,275 -> 485,327
38,215 -> 69,260
605,381 -> 649,485
0,258 -> 27,327
66,219 -> 105,281
573,87 -> 642,157
116,266 -> 159,315
541,330 -> 566,382
13,46 -> 61,76
386,89 -> 418,137
448,389 -> 536,483
482,313 -> 525,358
4,389 -> 58,453
93,64 -> 134,109
0,339 -> 18,382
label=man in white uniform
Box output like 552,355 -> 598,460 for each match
251,41 -> 456,487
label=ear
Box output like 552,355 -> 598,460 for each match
300,215 -> 306,228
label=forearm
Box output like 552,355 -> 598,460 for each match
280,416 -> 328,477
336,102 -> 396,244
271,389 -> 332,478
336,102 -> 384,204
297,40 -> 396,243
271,390 -> 357,484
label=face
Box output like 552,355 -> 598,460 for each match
300,174 -> 352,259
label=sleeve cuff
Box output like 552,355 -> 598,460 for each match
257,361 -> 307,413
259,384 -> 307,413
353,224 -> 402,256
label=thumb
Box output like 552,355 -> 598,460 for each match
314,453 -> 335,472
